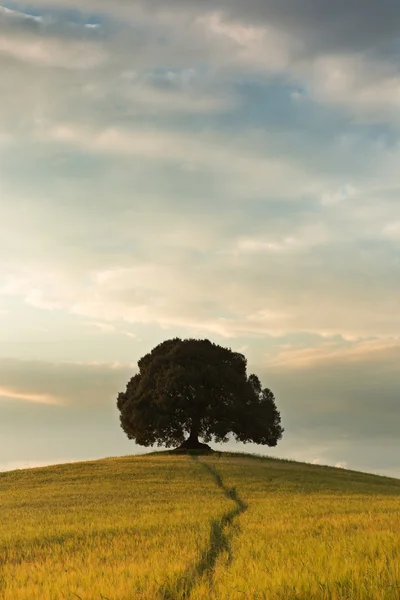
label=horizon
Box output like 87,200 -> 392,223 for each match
2,449 -> 399,481
1,0 -> 400,478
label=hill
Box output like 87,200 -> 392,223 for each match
1,452 -> 400,599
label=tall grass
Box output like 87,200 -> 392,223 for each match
1,453 -> 400,599
190,457 -> 400,600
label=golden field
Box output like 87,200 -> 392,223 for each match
1,452 -> 400,599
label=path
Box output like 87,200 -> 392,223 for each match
159,455 -> 247,600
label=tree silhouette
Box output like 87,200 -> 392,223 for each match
117,338 -> 283,451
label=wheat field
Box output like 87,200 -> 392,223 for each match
1,452 -> 400,600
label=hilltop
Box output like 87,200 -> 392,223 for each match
1,452 -> 400,599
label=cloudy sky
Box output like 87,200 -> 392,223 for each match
1,0 -> 400,477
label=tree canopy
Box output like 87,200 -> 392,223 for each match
117,338 -> 283,450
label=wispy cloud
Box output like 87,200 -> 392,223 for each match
266,339 -> 400,368
0,5 -> 43,21
0,386 -> 61,405
0,358 -> 134,408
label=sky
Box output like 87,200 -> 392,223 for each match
1,0 -> 400,477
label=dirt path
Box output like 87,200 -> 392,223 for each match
159,455 -> 247,599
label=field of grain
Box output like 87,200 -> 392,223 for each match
1,453 -> 400,600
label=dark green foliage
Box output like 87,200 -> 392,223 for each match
117,338 -> 284,449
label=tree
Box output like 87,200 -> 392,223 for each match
117,338 -> 284,451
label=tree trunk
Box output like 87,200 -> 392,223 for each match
173,421 -> 212,452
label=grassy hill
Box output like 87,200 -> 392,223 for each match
1,452 -> 400,600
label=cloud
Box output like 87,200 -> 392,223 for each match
266,338 -> 400,369
0,7 -> 107,69
0,34 -> 107,68
13,0 -> 400,53
83,320 -> 137,338
0,358 -> 134,407
262,340 -> 400,444
3,0 -> 400,125
1,10 -> 400,345
119,74 -> 236,114
42,123 -> 317,198
0,5 -> 43,22
3,211 -> 400,340
2,210 -> 400,341
302,54 -> 400,123
0,386 -> 61,405
196,11 -> 295,73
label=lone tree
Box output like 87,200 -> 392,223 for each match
117,338 -> 283,451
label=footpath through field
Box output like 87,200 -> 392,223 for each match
159,455 -> 248,599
